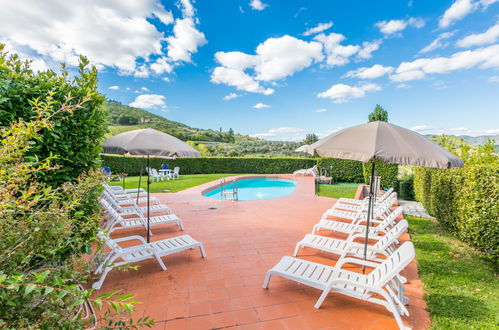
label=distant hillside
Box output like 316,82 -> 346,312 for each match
104,100 -> 259,143
458,135 -> 498,145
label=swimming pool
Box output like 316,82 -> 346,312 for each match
203,178 -> 297,201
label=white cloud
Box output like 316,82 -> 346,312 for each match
0,0 -> 206,78
108,85 -> 120,90
314,32 -> 359,66
411,125 -> 436,131
345,64 -> 394,79
223,93 -> 241,100
317,83 -> 382,103
211,66 -> 274,95
166,17 -> 207,62
480,0 -> 499,7
439,0 -> 477,28
375,17 -> 425,35
357,40 -> 382,60
269,127 -> 304,133
420,32 -> 455,53
129,94 -> 166,109
315,108 -> 327,112
456,22 -> 499,47
489,75 -> 499,82
250,132 -> 276,138
396,83 -> 411,89
212,35 -> 322,94
485,128 -> 499,134
390,44 -> 499,82
303,22 -> 334,36
140,87 -> 150,92
249,0 -> 268,11
253,103 -> 271,109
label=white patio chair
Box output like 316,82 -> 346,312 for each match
313,207 -> 403,238
92,232 -> 206,290
263,242 -> 415,330
146,167 -> 165,182
172,167 -> 180,179
100,199 -> 184,234
101,191 -> 172,216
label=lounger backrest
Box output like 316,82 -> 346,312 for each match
97,231 -> 122,253
367,241 -> 415,287
174,167 -> 180,174
101,191 -> 123,212
373,219 -> 408,250
377,187 -> 394,203
384,192 -> 398,206
376,206 -> 403,231
100,199 -> 123,222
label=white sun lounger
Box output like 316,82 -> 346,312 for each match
104,183 -> 146,195
313,207 -> 403,238
101,191 -> 172,215
102,186 -> 159,205
323,203 -> 392,223
336,188 -> 395,207
333,192 -> 398,213
93,232 -> 206,290
100,199 -> 184,234
263,242 -> 415,330
295,219 -> 408,262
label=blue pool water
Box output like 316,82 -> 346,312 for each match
203,178 -> 297,201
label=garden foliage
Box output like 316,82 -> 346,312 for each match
413,141 -> 498,264
362,159 -> 399,190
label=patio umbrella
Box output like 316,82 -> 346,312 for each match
294,144 -> 309,153
306,121 -> 463,267
103,128 -> 200,242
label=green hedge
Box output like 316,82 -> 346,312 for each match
398,176 -> 415,201
102,155 -> 312,175
413,162 -> 498,264
363,159 -> 399,189
316,158 -> 364,183
102,155 -> 367,182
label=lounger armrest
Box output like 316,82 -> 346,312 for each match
346,232 -> 383,244
113,235 -> 147,244
336,257 -> 381,270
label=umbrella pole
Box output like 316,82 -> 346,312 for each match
362,161 -> 376,274
136,157 -> 144,204
122,153 -> 126,189
146,155 -> 150,243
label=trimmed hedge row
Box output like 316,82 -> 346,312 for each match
414,163 -> 498,264
316,158 -> 364,183
363,159 -> 399,189
102,155 -> 367,182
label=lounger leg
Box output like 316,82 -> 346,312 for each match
178,220 -> 185,230
314,288 -> 331,309
92,266 -> 112,290
292,243 -> 301,257
378,289 -> 411,330
154,254 -> 167,271
312,224 -> 319,234
262,270 -> 273,289
198,243 -> 207,258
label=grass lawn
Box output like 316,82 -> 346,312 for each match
316,182 -> 359,199
109,174 -> 243,193
406,215 -> 498,329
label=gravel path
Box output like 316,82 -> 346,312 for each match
399,200 -> 432,218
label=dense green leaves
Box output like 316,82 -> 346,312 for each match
362,159 -> 399,190
413,141 -> 499,265
368,104 -> 388,122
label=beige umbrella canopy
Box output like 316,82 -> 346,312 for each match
306,121 -> 463,169
103,128 -> 201,157
294,144 -> 310,153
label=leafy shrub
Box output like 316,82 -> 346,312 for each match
0,45 -> 107,187
413,141 -> 498,264
362,159 -> 399,189
316,158 -> 364,182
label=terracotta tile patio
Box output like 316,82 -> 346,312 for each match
94,175 -> 429,329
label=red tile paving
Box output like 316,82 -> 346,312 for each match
92,174 -> 429,329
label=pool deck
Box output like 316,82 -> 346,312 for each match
95,174 -> 429,329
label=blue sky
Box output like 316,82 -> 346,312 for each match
1,0 -> 498,141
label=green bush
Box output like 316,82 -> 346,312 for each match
316,158 -> 364,182
102,155 -> 314,176
413,142 -> 498,264
362,159 -> 399,189
0,48 -> 107,187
